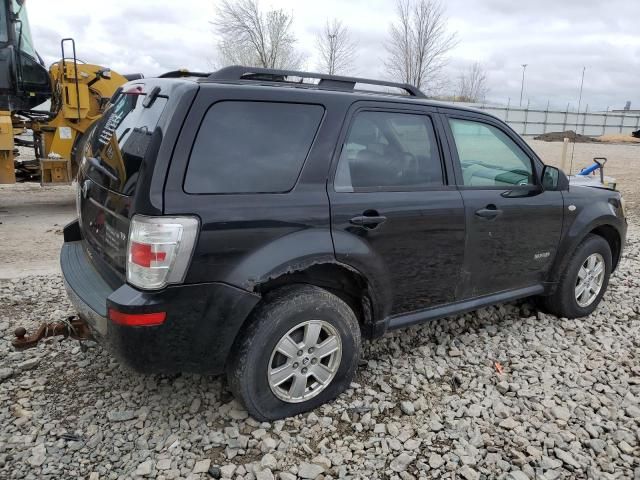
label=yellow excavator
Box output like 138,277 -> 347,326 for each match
0,0 -> 137,184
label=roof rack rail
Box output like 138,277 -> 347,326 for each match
208,65 -> 426,98
159,69 -> 210,79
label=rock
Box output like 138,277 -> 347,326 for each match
193,459 -> 211,474
256,469 -> 275,480
625,404 -> 640,418
499,418 -> 518,430
458,465 -> 480,480
554,448 -> 581,469
157,459 -> 172,470
189,397 -> 201,414
311,455 -> 332,470
18,358 -> 39,371
508,471 -> 529,480
619,441 -> 634,455
28,444 -> 46,467
400,401 -> 415,415
220,464 -> 236,478
404,438 -> 421,450
208,466 -> 222,479
136,460 -> 153,476
298,462 -> 325,479
588,439 -> 606,454
540,456 -> 562,470
278,473 -> 296,480
261,453 -> 277,470
0,368 -> 13,381
430,420 -> 444,432
428,453 -> 445,469
550,405 -> 571,422
467,404 -> 482,417
107,410 -> 136,422
390,453 -> 414,472
496,381 -> 510,394
229,409 -> 249,420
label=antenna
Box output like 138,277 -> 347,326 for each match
569,66 -> 586,177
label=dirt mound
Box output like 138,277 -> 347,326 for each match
597,134 -> 640,144
534,130 -> 599,143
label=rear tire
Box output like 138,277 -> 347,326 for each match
542,234 -> 612,319
226,285 -> 361,421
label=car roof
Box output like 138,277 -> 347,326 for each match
151,66 -> 494,118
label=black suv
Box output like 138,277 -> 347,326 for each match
61,66 -> 627,420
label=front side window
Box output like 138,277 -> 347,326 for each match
185,101 -> 324,194
448,118 -> 534,187
335,111 -> 443,192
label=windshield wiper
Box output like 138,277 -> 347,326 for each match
86,156 -> 118,182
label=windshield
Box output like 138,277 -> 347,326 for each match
11,0 -> 35,56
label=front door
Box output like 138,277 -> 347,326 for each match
329,106 -> 466,317
444,114 -> 564,298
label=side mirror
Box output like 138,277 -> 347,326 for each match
542,165 -> 569,191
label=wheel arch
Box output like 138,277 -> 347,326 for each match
548,218 -> 623,288
252,261 -> 385,339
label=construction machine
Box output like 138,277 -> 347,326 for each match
0,0 -> 136,184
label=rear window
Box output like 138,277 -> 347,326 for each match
84,88 -> 167,195
184,101 -> 324,194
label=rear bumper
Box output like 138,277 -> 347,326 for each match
61,228 -> 260,375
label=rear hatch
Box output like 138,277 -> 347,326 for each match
77,83 -> 168,276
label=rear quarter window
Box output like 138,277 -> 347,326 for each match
184,101 -> 324,194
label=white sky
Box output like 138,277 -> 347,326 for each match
25,0 -> 640,111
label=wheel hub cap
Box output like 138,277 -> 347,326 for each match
268,320 -> 342,403
575,253 -> 605,308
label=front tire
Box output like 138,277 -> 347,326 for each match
543,234 -> 612,318
226,285 -> 361,421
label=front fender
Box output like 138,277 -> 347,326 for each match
550,192 -> 626,284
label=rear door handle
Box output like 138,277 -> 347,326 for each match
350,215 -> 387,228
475,206 -> 503,219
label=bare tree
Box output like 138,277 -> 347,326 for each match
384,0 -> 457,94
213,0 -> 304,69
457,62 -> 489,102
315,19 -> 358,75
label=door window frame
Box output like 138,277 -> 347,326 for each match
330,102 -> 456,193
440,110 -> 545,191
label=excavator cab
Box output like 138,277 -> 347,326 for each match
0,0 -> 50,111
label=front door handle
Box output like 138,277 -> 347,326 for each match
350,215 -> 387,228
475,205 -> 503,219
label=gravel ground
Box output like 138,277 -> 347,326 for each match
1,141 -> 639,480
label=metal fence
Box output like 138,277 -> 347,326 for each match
470,104 -> 640,137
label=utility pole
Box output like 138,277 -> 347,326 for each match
519,64 -> 528,107
569,66 -> 586,175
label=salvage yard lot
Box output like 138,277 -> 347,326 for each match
1,139 -> 639,479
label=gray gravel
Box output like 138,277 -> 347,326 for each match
1,219 -> 639,479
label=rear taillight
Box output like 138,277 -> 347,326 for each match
126,215 -> 199,290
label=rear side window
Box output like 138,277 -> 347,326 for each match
334,111 -> 444,192
84,88 -> 167,195
184,101 -> 324,194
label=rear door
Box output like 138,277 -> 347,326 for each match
329,103 -> 466,317
77,84 -> 168,275
442,111 -> 564,297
